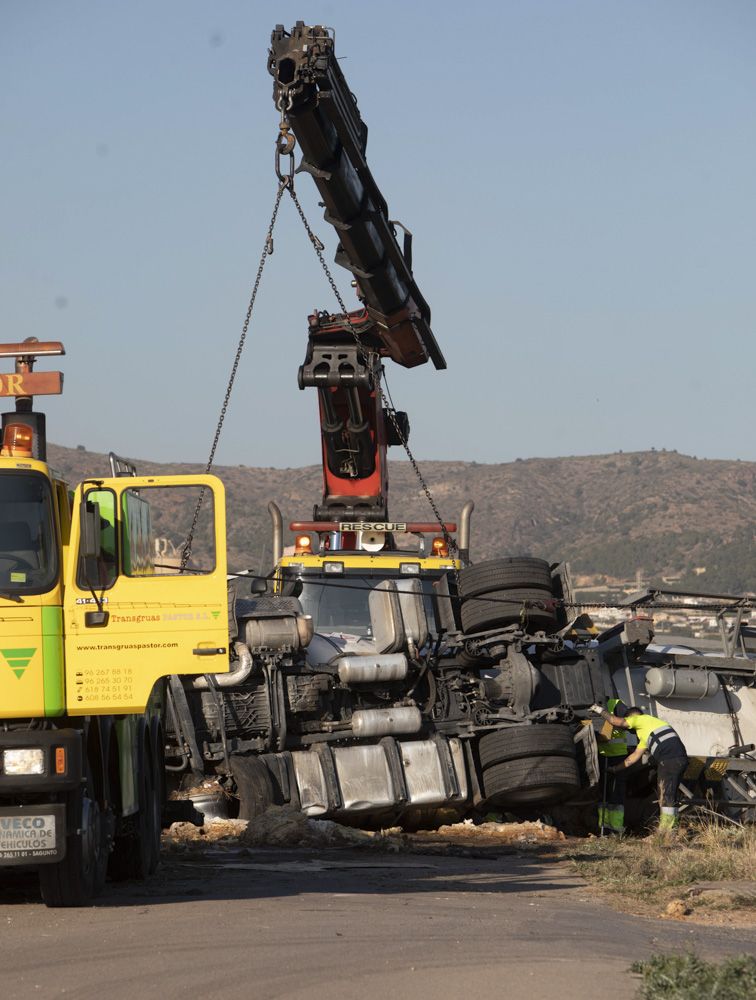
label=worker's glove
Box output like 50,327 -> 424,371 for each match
589,703 -> 604,716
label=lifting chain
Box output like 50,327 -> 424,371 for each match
285,184 -> 460,573
184,115 -> 458,580
180,180 -> 286,571
275,94 -> 296,187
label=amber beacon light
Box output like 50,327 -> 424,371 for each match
294,534 -> 313,555
431,536 -> 449,558
1,422 -> 34,457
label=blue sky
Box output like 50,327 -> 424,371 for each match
2,1 -> 755,466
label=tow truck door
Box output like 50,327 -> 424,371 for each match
63,474 -> 229,715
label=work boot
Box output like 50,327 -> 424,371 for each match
652,808 -> 680,841
659,807 -> 679,832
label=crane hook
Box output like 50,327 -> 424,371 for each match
275,120 -> 296,188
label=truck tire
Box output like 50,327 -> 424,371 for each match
232,755 -> 275,820
482,756 -> 580,807
459,558 -> 553,598
479,726 -> 576,769
461,588 -> 558,635
39,773 -> 109,907
109,743 -> 160,881
149,728 -> 166,875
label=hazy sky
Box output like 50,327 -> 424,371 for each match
2,1 -> 755,467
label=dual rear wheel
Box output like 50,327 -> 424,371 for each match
478,726 -> 581,807
458,557 -> 559,635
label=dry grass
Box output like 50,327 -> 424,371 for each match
564,819 -> 756,921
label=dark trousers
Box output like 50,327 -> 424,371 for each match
601,755 -> 627,807
656,755 -> 688,807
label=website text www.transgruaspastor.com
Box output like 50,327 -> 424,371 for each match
75,641 -> 179,653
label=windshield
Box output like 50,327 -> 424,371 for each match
296,574 -> 439,638
299,577 -> 375,636
0,472 -> 57,594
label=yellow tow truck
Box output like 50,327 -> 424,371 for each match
0,340 -> 229,905
271,514 -> 470,642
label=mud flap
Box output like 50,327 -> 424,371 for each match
574,723 -> 600,788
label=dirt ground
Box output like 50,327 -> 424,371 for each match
2,813 -> 755,1000
163,808 -> 756,927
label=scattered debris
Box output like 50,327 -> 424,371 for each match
414,819 -> 566,846
687,881 -> 756,901
168,780 -> 224,801
163,808 -> 566,856
240,806 -> 395,849
663,898 -> 691,919
165,819 -> 247,846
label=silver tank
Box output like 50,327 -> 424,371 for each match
351,706 -> 422,738
336,654 -> 408,684
645,666 -> 720,700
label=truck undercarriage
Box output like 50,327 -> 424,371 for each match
165,554 -> 609,827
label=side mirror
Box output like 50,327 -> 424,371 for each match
79,499 -> 112,624
80,499 -> 104,589
80,500 -> 103,560
250,577 -> 268,596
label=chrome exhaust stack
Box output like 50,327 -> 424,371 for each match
458,500 -> 474,564
268,501 -> 283,566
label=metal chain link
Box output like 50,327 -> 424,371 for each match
181,183 -> 286,571
286,187 -> 459,570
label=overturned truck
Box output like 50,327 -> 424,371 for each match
164,558 -> 756,830
164,556 -> 608,826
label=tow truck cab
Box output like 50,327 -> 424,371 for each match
271,511 -> 469,639
0,340 -> 229,906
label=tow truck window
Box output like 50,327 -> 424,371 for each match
298,577 -> 374,636
121,485 -> 216,577
0,471 -> 57,594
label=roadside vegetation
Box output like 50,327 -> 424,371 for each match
631,952 -> 756,1000
564,819 -> 756,921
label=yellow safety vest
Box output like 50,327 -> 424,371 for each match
624,713 -> 684,760
599,698 -> 628,758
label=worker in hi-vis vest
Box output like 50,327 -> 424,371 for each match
596,697 -> 629,833
590,704 -> 688,832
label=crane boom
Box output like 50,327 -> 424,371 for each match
269,22 -> 445,523
269,22 -> 445,371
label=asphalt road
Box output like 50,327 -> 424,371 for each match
2,846 -> 755,1000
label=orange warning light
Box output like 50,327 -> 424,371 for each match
294,534 -> 313,555
431,536 -> 449,557
1,422 -> 33,457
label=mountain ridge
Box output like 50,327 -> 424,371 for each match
47,444 -> 756,593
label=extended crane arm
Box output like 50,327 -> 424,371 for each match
269,23 -> 444,523
269,22 -> 445,371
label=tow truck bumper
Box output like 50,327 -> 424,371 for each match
0,729 -> 83,865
